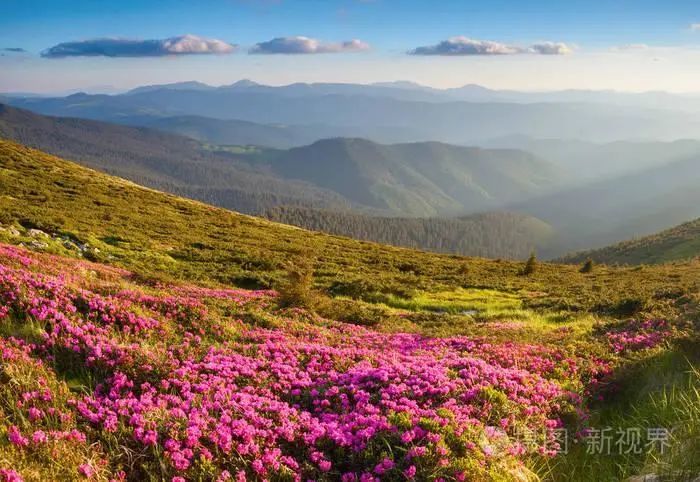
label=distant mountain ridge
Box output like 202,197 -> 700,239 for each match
134,115 -> 315,148
510,153 -> 700,256
127,115 -> 422,149
4,102 -> 700,261
0,104 -> 561,218
115,79 -> 700,111
8,81 -> 700,145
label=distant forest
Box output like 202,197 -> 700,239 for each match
265,206 -> 553,260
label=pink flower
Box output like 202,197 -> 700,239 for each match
27,407 -> 42,421
216,470 -> 231,481
0,469 -> 24,482
0,242 -> 608,480
31,430 -> 48,444
78,464 -> 95,479
7,426 -> 28,447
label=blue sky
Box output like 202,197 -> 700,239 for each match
2,0 -> 700,92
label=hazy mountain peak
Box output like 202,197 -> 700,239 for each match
126,81 -> 214,95
224,79 -> 262,89
371,81 -> 433,91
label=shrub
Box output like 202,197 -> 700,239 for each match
276,251 -> 318,309
580,259 -> 595,273
522,252 -> 537,276
611,297 -> 648,317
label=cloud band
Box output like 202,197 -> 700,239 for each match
249,36 -> 370,54
41,35 -> 236,58
409,36 -> 572,56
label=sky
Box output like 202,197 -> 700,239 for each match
2,0 -> 700,93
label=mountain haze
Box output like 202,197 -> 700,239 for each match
9,83 -> 700,145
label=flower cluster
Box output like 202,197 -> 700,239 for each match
0,243 -> 622,480
606,319 -> 672,353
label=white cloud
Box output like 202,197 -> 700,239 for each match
529,42 -> 573,55
409,36 -> 522,56
249,36 -> 370,54
690,23 -> 700,31
41,35 -> 236,58
410,37 -> 572,56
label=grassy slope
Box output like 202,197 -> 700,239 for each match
560,218 -> 700,265
1,139 -> 699,318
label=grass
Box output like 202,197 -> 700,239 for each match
377,288 -> 522,315
539,340 -> 700,481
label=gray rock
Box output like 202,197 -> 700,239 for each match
29,240 -> 48,250
27,229 -> 49,238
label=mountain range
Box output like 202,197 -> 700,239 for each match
6,80 -> 700,146
3,80 -> 700,262
0,103 -> 560,259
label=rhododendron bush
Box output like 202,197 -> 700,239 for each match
0,244 -> 664,481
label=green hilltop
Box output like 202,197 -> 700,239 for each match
560,217 -> 700,265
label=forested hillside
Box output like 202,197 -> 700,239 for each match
131,115 -> 318,148
0,104 -> 565,259
560,218 -> 700,265
265,206 -> 553,259
511,154 -> 700,254
4,103 -> 700,261
266,138 -> 559,216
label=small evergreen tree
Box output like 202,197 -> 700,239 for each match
522,252 -> 537,275
277,251 -> 317,309
580,258 -> 594,273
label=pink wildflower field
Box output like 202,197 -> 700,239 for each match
0,244 -> 667,481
